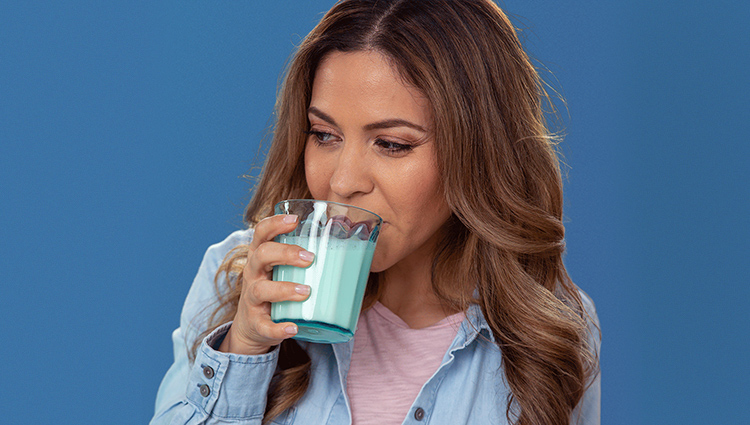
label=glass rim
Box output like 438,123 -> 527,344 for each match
274,199 -> 383,224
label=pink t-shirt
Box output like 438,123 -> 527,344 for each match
346,302 -> 465,424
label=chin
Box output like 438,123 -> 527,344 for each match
369,256 -> 388,274
369,248 -> 394,274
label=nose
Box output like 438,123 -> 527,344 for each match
329,141 -> 374,201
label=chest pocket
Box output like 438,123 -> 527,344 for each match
270,407 -> 296,425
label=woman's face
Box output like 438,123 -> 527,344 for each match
304,50 -> 452,272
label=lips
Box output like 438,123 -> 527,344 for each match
328,215 -> 379,240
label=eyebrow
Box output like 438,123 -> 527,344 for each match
308,106 -> 428,133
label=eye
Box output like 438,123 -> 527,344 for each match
304,130 -> 337,145
374,138 -> 413,155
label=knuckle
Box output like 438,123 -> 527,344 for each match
275,281 -> 289,299
283,244 -> 298,259
260,321 -> 277,338
251,218 -> 273,242
255,243 -> 270,259
249,281 -> 264,302
276,281 -> 291,297
257,216 -> 272,228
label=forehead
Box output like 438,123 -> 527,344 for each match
310,50 -> 432,127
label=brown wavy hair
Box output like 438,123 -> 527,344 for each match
192,1 -> 599,424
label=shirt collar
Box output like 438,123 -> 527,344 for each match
454,304 -> 497,350
334,303 -> 497,365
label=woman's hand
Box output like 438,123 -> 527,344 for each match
219,214 -> 314,355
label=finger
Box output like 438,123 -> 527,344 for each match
256,318 -> 300,341
245,278 -> 311,305
223,314 -> 297,354
249,214 -> 300,249
249,241 -> 315,275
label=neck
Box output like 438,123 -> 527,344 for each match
378,235 -> 459,329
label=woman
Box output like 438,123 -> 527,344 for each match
152,1 -> 600,424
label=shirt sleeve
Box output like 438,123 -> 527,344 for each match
571,290 -> 602,425
151,323 -> 281,424
150,229 -> 282,424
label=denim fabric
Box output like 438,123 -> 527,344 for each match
151,229 -> 601,425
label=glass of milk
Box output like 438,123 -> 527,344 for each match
271,199 -> 382,343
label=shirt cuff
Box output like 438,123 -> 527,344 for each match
186,322 -> 280,421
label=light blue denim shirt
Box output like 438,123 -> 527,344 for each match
151,229 -> 601,425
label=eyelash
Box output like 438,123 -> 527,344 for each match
304,130 -> 414,154
304,130 -> 334,144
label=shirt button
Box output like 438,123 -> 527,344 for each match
199,384 -> 211,397
202,365 -> 215,379
414,407 -> 425,421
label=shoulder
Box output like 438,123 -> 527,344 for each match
180,228 -> 255,337
577,288 -> 601,381
578,289 -> 600,330
465,288 -> 600,343
203,228 -> 255,267
574,289 -> 602,423
578,289 -> 600,340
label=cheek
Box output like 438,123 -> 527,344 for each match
392,164 -> 446,220
369,172 -> 449,272
304,144 -> 328,198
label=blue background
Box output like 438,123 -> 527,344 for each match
1,1 -> 748,424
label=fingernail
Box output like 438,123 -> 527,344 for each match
299,250 -> 314,262
285,325 -> 298,335
283,214 -> 298,224
295,284 -> 311,295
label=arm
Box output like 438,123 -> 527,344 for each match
151,323 -> 280,424
572,290 -> 602,425
150,230 -> 280,424
151,217 -> 314,424
573,363 -> 601,425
